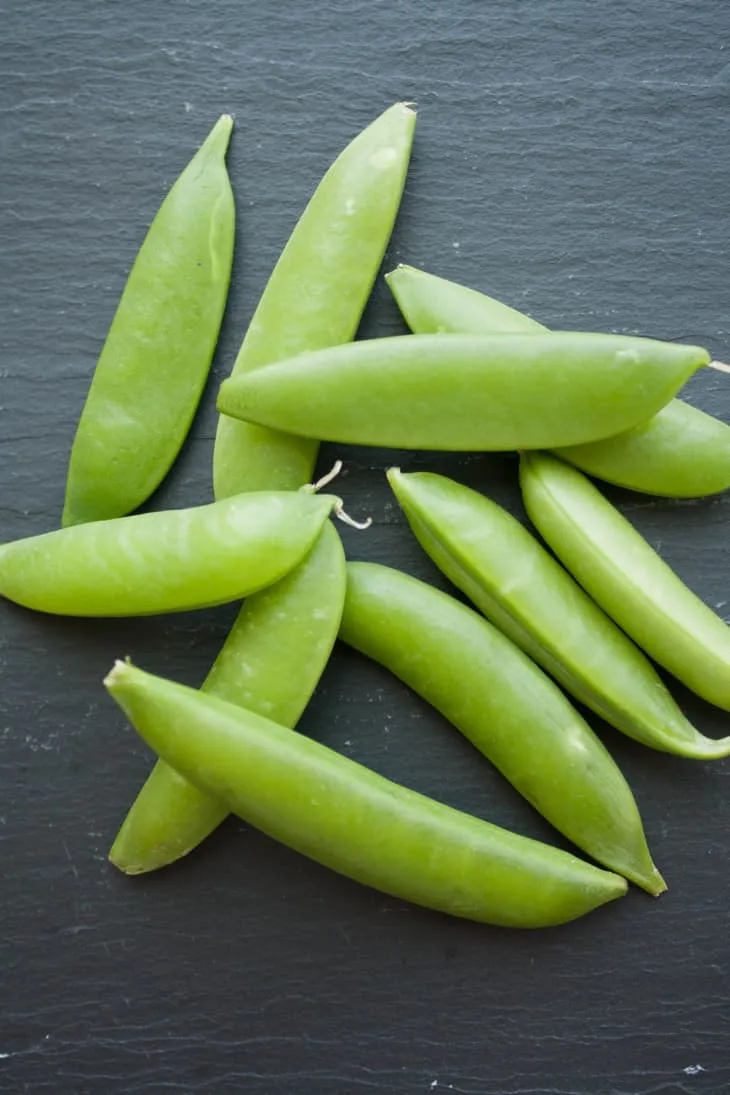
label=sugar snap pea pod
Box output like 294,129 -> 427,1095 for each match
109,521 -> 346,873
213,102 -> 416,499
105,660 -> 628,927
217,333 -> 708,451
553,402 -> 730,499
340,562 -> 664,893
521,452 -> 730,714
387,469 -> 729,759
0,491 -> 336,617
387,264 -> 730,497
386,263 -> 545,336
63,116 -> 236,527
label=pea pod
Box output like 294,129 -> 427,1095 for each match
0,491 -> 336,617
387,263 -> 730,497
110,521 -> 346,873
213,102 -> 416,499
521,452 -> 730,714
340,562 -> 664,893
387,469 -> 728,759
217,332 -> 708,451
553,403 -> 730,499
105,660 -> 628,928
63,116 -> 236,527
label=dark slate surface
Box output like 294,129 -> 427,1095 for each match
1,2 -> 729,1092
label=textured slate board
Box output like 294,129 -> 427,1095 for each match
1,2 -> 730,1093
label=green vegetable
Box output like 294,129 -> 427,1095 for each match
105,660 -> 628,928
388,469 -> 728,758
110,521 -> 346,873
217,332 -> 707,451
340,562 -> 665,892
387,263 -> 730,497
63,116 -> 235,526
553,402 -> 730,499
0,491 -> 336,616
213,102 -> 416,498
521,452 -> 730,714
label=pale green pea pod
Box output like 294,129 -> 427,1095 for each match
386,263 -> 730,497
63,116 -> 236,527
213,102 -> 416,499
387,468 -> 730,760
0,491 -> 336,617
340,562 -> 665,894
521,452 -> 730,714
217,332 -> 708,451
553,402 -> 730,499
105,660 -> 628,928
109,521 -> 346,873
386,263 -> 544,337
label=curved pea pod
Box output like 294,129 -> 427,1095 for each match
217,332 -> 708,451
105,660 -> 628,927
109,522 -> 346,873
521,452 -> 730,714
553,402 -> 730,498
0,491 -> 336,617
213,102 -> 416,499
340,562 -> 664,893
63,116 -> 236,527
387,263 -> 730,497
387,469 -> 729,759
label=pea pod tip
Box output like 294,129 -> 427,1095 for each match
105,658 -> 133,690
384,264 -> 413,283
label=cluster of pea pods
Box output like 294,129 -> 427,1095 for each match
4,103 -> 730,930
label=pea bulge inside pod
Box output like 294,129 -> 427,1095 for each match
217,332 -> 708,451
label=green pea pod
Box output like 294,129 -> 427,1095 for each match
63,116 -> 236,527
217,332 -> 708,451
105,660 -> 628,927
0,491 -> 336,617
387,469 -> 728,759
387,264 -> 730,497
386,263 -> 545,337
109,521 -> 346,873
521,452 -> 730,714
340,562 -> 664,893
213,102 -> 416,499
553,402 -> 730,499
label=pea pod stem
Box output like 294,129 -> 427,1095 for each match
340,561 -> 665,894
106,660 -> 628,928
301,459 -> 373,529
386,264 -> 730,497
